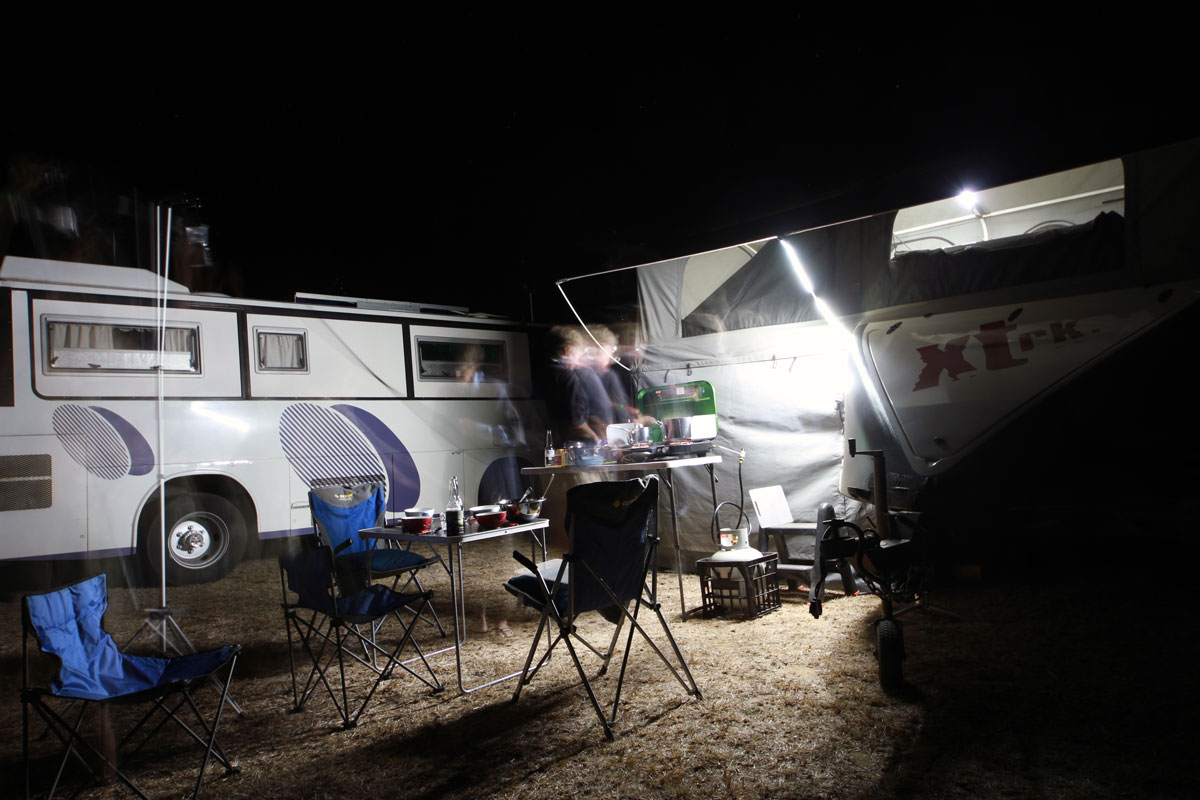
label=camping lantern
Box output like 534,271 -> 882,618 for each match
697,502 -> 780,618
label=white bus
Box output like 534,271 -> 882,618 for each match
0,255 -> 542,583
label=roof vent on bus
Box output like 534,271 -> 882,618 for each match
293,292 -> 469,316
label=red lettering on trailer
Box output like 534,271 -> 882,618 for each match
1018,329 -> 1048,352
1050,320 -> 1083,343
911,317 -> 1091,391
975,320 -> 1028,371
913,335 -> 975,391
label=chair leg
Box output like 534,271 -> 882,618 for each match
512,606 -> 558,703
597,614 -> 627,676
396,571 -> 446,637
559,630 -> 614,741
606,593 -> 703,726
343,596 -> 444,727
24,697 -> 154,800
373,596 -> 444,694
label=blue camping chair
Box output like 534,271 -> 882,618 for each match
279,543 -> 443,729
504,478 -> 701,740
309,477 -> 445,637
21,574 -> 240,800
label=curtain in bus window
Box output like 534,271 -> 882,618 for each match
162,328 -> 192,353
258,331 -> 306,370
51,322 -> 116,349
47,322 -> 197,371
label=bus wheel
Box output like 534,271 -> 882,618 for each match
143,492 -> 247,585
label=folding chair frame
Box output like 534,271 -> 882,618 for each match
509,480 -> 701,740
21,580 -> 240,800
279,552 -> 443,730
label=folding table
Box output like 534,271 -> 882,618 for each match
360,518 -> 549,693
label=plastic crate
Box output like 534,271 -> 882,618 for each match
696,553 -> 781,619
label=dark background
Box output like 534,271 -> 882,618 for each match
4,10 -> 1198,321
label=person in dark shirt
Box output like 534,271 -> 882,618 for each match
589,324 -> 634,424
544,325 -> 600,446
574,340 -> 613,437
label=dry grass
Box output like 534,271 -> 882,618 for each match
1,533 -> 1194,799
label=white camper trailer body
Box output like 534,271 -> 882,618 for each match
630,142 -> 1200,560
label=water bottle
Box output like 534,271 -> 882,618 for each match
445,476 -> 464,534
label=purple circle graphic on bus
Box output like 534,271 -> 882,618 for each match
90,407 -> 155,476
333,404 -> 420,513
278,402 -> 420,513
50,404 -> 153,480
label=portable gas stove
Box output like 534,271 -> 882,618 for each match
616,439 -> 714,463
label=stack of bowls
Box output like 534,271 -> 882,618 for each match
470,504 -> 507,530
401,507 -> 435,534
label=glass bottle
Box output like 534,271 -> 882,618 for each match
445,476 -> 463,534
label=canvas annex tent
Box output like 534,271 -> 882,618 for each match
633,240 -> 865,568
600,137 -> 1200,569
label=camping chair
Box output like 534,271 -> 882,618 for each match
749,485 -> 859,596
309,476 -> 445,638
504,477 -> 701,740
279,544 -> 443,729
21,573 -> 240,800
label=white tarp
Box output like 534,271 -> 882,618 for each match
635,248 -> 864,568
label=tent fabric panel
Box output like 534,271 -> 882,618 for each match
681,239 -> 816,337
631,351 -> 863,567
883,210 -> 1126,309
637,256 -> 688,345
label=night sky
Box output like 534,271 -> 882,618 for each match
5,11 -> 1198,321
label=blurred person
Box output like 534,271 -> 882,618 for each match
589,324 -> 634,424
572,329 -> 614,440
545,325 -> 600,446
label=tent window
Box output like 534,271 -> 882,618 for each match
256,329 -> 308,372
45,319 -> 199,373
416,337 -> 507,382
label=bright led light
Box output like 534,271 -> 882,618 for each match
780,238 -> 815,294
957,189 -> 978,211
778,235 -> 894,431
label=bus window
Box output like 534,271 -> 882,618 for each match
255,328 -> 308,372
45,319 -> 199,373
416,337 -> 508,383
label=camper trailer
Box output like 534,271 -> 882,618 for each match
0,256 -> 540,583
629,138 -> 1200,561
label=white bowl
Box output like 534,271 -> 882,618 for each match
404,507 -> 435,517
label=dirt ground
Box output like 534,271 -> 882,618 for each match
1,531 -> 1195,800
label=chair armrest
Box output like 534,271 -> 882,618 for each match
512,549 -> 539,575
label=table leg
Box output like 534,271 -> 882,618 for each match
451,530 -> 551,694
657,468 -> 693,620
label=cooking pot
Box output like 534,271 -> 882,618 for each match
514,496 -> 545,522
628,422 -> 661,444
605,422 -> 660,447
661,414 -> 717,442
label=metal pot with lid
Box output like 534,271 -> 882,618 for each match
661,413 -> 718,443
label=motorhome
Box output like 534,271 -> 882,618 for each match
0,256 -> 541,583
